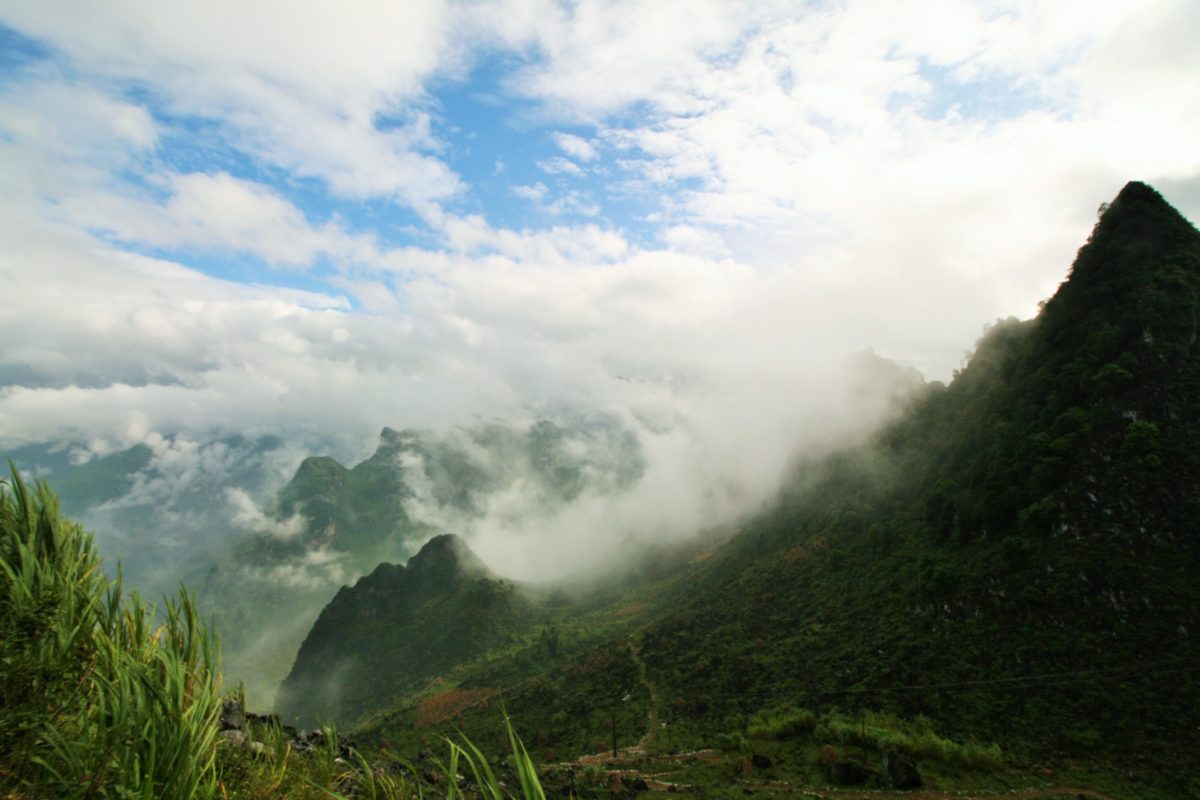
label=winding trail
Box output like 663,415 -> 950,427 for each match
628,638 -> 661,751
573,637 -> 663,766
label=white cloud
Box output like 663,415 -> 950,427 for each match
536,155 -> 585,177
512,182 -> 549,201
552,131 -> 597,161
226,487 -> 306,540
67,172 -> 340,268
545,191 -> 600,217
1,1 -> 463,206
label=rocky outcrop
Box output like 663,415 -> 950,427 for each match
218,698 -> 354,759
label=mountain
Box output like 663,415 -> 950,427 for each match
271,418 -> 644,566
277,534 -> 535,727
198,415 -> 644,702
294,182 -> 1199,796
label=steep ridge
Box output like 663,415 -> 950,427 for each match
193,416 -> 643,703
631,180 -> 1200,756
294,182 -> 1199,794
276,534 -> 535,727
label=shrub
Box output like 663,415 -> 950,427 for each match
746,704 -> 818,739
819,710 -> 1002,768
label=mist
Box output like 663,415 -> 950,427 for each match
1,201 -> 931,585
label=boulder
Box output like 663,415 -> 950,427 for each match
220,700 -> 246,731
220,729 -> 247,747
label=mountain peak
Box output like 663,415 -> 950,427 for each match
407,533 -> 490,581
1038,180 -> 1199,350
1088,180 -> 1196,251
1114,179 -> 1160,203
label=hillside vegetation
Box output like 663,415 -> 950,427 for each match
293,182 -> 1200,798
0,466 -> 553,799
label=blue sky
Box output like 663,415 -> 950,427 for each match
1,0 -> 1198,460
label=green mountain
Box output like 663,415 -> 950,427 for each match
202,415 -> 645,704
277,534 -> 536,728
286,182 -> 1200,796
272,418 -> 644,566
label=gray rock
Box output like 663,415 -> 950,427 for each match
220,729 -> 247,747
220,700 -> 246,731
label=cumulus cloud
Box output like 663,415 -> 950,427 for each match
0,0 -> 463,206
552,132 -> 598,162
513,182 -> 549,202
536,155 -> 586,177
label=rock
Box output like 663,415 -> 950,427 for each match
220,729 -> 247,747
248,741 -> 267,757
220,700 -> 246,731
628,776 -> 649,791
883,751 -> 922,789
751,754 -> 772,769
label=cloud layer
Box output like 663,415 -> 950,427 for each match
2,0 -> 1199,583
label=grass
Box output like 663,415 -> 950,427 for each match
1,466 -> 552,800
1,466 -> 222,798
745,703 -> 1003,769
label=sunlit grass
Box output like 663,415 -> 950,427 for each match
1,466 -> 222,798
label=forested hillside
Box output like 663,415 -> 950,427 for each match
300,182 -> 1200,797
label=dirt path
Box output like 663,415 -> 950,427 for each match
738,786 -> 1117,799
628,638 -> 661,751
572,637 -> 663,765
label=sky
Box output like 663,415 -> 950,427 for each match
1,0 -> 1199,576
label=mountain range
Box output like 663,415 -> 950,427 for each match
274,181 -> 1200,797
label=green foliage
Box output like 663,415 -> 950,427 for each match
745,704 -> 1000,768
0,466 -> 222,798
746,705 -> 817,739
307,715 -> 546,800
0,467 -> 555,799
814,711 -> 1003,768
345,182 -> 1200,798
278,535 -> 538,728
